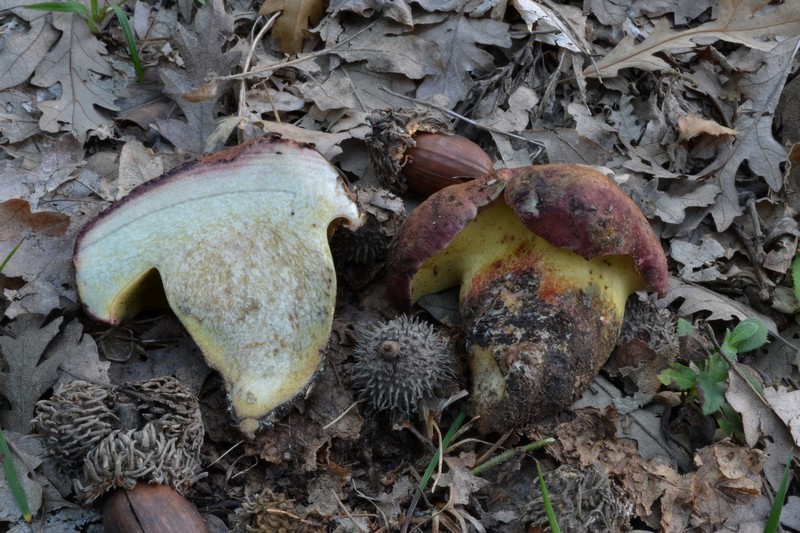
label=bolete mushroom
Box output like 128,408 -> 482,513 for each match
73,137 -> 362,433
386,165 -> 668,433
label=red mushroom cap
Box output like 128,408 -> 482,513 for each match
386,164 -> 668,310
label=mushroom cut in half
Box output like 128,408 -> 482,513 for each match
386,165 -> 668,433
74,137 -> 363,435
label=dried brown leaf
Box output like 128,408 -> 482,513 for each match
678,115 -> 737,143
0,315 -> 65,432
656,276 -> 778,334
259,0 -> 325,55
30,13 -> 119,142
0,14 -> 58,91
415,15 -> 511,106
155,0 -> 243,153
585,0 -> 800,78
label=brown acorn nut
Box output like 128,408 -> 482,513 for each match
386,165 -> 668,433
401,133 -> 493,197
103,483 -> 209,533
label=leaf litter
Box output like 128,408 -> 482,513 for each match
0,0 -> 799,530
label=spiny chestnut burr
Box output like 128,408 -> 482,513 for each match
386,164 -> 668,433
350,315 -> 455,416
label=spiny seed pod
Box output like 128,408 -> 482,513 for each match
366,109 -> 491,196
350,315 -> 455,415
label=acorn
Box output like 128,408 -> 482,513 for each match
366,109 -> 493,197
402,133 -> 493,197
103,483 -> 209,533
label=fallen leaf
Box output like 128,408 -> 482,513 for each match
30,12 -> 120,142
657,276 -> 778,335
698,37 -> 799,231
437,453 -> 489,506
0,315 -> 66,432
0,431 -> 43,522
329,17 -> 442,80
113,140 -> 165,200
670,237 -> 726,282
260,0 -> 325,55
155,0 -> 244,153
585,0 -> 800,78
762,386 -> 800,447
511,0 -> 589,53
678,115 -> 737,142
415,14 -> 511,106
0,88 -> 42,143
726,372 -> 794,490
0,12 -> 58,91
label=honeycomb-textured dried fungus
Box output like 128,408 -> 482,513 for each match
33,377 -> 204,502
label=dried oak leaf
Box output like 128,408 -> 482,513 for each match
328,18 -> 441,81
259,0 -> 324,55
696,37 -> 798,232
0,316 -> 64,432
656,276 -> 778,335
29,12 -> 120,142
156,0 -> 244,153
585,0 -> 800,79
415,14 -> 511,107
0,10 -> 58,91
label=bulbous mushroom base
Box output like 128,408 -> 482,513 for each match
463,263 -> 624,434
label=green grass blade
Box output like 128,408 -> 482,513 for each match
25,1 -> 90,17
536,461 -> 561,533
764,454 -> 793,533
417,409 -> 467,494
0,429 -> 32,523
109,5 -> 144,82
0,239 -> 23,274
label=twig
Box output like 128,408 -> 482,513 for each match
237,12 -> 281,122
215,20 -> 379,82
322,400 -> 362,430
378,86 -> 547,149
332,488 -> 367,533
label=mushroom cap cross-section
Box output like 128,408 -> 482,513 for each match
74,137 -> 362,433
386,164 -> 668,433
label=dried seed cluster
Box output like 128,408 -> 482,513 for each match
350,315 -> 454,415
516,464 -> 629,533
33,376 -> 204,502
233,489 -> 304,533
618,298 -> 678,358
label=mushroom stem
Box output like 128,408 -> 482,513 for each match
404,198 -> 645,431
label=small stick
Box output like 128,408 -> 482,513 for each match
378,86 -> 546,149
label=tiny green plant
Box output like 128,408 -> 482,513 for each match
658,317 -> 768,437
0,240 -> 32,523
764,453 -> 794,533
471,438 -> 555,476
792,254 -> 800,301
26,0 -> 144,82
536,461 -> 561,533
